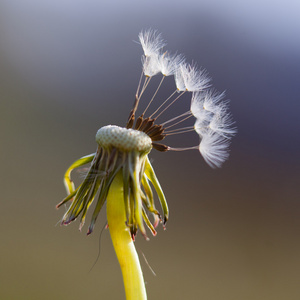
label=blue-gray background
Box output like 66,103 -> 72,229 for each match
1,1 -> 299,299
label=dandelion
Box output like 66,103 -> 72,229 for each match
57,29 -> 236,300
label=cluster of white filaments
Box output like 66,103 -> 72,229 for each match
136,29 -> 236,168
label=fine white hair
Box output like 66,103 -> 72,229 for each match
175,63 -> 211,92
199,131 -> 231,168
159,52 -> 185,77
138,29 -> 166,57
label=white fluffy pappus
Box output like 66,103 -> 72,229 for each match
142,55 -> 161,77
159,52 -> 185,77
199,131 -> 231,168
176,63 -> 211,92
138,29 -> 166,57
208,107 -> 236,138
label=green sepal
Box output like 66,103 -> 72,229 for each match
122,155 -> 131,224
56,187 -> 79,208
141,175 -> 160,217
144,156 -> 169,224
131,152 -> 147,238
63,153 -> 95,194
142,208 -> 157,236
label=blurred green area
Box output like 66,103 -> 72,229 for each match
1,1 -> 300,299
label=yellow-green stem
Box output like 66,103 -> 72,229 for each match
107,171 -> 147,300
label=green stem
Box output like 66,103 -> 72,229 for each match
106,171 -> 147,300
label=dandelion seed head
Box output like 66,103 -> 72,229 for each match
58,29 -> 236,241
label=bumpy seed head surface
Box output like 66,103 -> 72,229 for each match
96,125 -> 152,152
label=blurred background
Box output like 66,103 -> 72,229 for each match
1,0 -> 299,299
